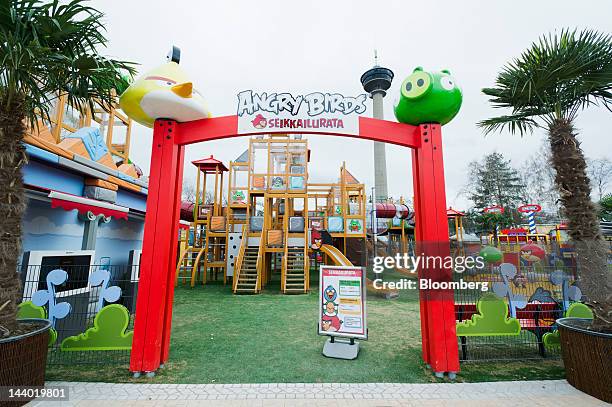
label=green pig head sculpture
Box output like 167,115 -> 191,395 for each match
394,67 -> 462,125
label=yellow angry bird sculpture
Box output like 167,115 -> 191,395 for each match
119,48 -> 210,127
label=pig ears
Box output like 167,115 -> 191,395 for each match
413,66 -> 424,73
441,69 -> 451,75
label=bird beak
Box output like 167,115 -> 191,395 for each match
171,82 -> 193,98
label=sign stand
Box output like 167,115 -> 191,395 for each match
322,336 -> 360,360
318,265 -> 367,360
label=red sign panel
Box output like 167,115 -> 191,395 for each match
518,204 -> 542,213
484,205 -> 504,214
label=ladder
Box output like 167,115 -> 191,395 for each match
283,247 -> 306,293
234,246 -> 259,293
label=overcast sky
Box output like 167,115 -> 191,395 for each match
93,0 -> 612,209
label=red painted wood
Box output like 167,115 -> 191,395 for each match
130,120 -> 181,373
412,124 -> 460,373
427,124 -> 460,373
160,144 -> 185,364
142,121 -> 182,372
175,115 -> 420,149
177,115 -> 238,146
358,117 -> 420,148
130,121 -> 167,372
415,126 -> 445,372
411,148 -> 430,365
132,116 -> 459,374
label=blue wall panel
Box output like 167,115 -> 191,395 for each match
21,199 -> 84,256
116,189 -> 147,212
21,199 -> 144,267
95,219 -> 144,266
24,160 -> 84,196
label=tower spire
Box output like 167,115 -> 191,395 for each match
360,56 -> 394,203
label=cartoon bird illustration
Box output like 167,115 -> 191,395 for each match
119,47 -> 210,127
251,114 -> 267,129
520,243 -> 546,263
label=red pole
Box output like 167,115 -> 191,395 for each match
160,144 -> 185,364
412,124 -> 460,375
411,147 -> 430,366
130,120 -> 182,374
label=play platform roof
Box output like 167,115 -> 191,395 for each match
446,207 -> 465,217
192,155 -> 228,172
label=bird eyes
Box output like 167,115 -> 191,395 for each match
440,76 -> 455,90
144,76 -> 177,87
155,80 -> 174,87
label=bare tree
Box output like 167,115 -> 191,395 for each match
521,141 -> 560,216
182,176 -> 228,206
587,158 -> 612,200
181,179 -> 197,203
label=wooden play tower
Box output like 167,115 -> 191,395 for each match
176,156 -> 228,286
177,134 -> 367,295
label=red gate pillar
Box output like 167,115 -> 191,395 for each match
130,119 -> 184,374
161,142 -> 185,365
412,124 -> 460,374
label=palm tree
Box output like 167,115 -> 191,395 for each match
0,0 -> 134,336
479,29 -> 612,333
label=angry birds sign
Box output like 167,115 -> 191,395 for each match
394,67 -> 462,126
520,243 -> 546,264
119,48 -> 210,127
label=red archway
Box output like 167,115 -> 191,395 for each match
129,115 -> 459,376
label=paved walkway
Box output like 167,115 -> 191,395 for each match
28,380 -> 607,406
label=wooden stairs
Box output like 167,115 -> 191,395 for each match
234,246 -> 259,294
283,247 -> 306,294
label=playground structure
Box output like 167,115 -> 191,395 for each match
17,49 -> 595,378
484,224 -> 577,272
375,201 -> 413,257
175,134 -> 367,294
176,155 -> 229,286
117,54 -> 464,377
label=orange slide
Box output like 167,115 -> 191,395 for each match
320,244 -> 352,266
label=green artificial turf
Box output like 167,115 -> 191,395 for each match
45,280 -> 565,383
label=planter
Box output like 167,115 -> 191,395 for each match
0,319 -> 51,406
557,317 -> 612,403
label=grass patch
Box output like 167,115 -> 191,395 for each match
45,282 -> 564,383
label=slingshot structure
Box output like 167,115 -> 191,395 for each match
120,53 -> 463,378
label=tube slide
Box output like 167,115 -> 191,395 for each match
369,203 -> 411,219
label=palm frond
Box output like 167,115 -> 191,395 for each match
480,28 -> 612,134
0,0 -> 137,128
478,113 -> 539,136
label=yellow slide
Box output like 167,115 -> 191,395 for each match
320,244 -> 353,266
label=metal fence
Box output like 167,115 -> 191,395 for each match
20,264 -> 138,365
454,263 -> 577,361
19,258 -> 581,366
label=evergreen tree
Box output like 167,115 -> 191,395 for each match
466,152 -> 525,211
599,194 -> 612,222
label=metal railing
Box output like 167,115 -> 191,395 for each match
19,264 -> 138,365
454,264 -> 578,361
